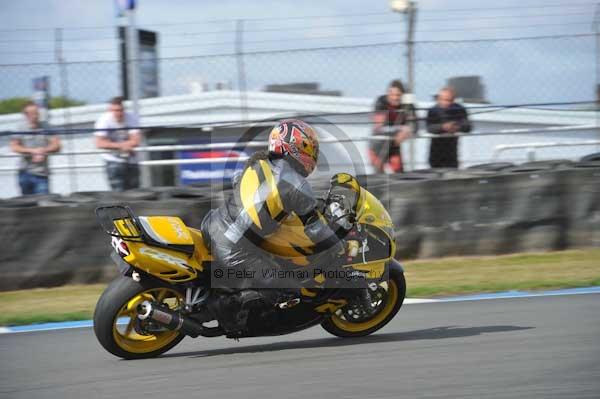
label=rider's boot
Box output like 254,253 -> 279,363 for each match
258,288 -> 300,309
209,290 -> 262,337
211,287 -> 304,336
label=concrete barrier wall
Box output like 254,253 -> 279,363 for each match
0,166 -> 598,291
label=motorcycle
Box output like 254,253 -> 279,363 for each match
93,173 -> 406,359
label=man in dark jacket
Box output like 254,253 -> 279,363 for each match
426,87 -> 471,168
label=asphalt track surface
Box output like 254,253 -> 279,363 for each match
1,294 -> 599,399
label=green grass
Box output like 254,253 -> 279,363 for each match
0,284 -> 105,327
403,248 -> 600,297
1,249 -> 599,326
0,312 -> 92,327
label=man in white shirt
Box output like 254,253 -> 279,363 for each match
94,96 -> 142,191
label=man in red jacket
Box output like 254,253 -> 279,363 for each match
369,80 -> 417,173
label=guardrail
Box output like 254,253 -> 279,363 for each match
0,124 -> 597,173
493,140 -> 600,161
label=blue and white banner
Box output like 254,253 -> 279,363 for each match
178,140 -> 248,185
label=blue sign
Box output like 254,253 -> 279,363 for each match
179,143 -> 248,185
32,76 -> 50,121
115,0 -> 135,16
116,0 -> 135,10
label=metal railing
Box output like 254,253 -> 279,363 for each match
1,124 -> 597,173
493,140 -> 600,161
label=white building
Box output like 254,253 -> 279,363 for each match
0,90 -> 597,198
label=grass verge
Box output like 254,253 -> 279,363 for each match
1,248 -> 599,326
0,284 -> 106,327
403,248 -> 600,297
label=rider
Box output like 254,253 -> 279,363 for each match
200,119 -> 345,335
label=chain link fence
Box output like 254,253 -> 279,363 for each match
0,34 -> 598,197
1,34 -> 596,108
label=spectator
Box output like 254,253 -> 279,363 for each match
369,80 -> 416,173
10,101 -> 61,195
426,87 -> 471,168
94,96 -> 142,191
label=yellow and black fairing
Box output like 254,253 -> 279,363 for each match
262,173 -> 396,279
254,172 -> 398,325
263,173 -> 402,338
96,205 -> 212,284
345,174 -> 396,279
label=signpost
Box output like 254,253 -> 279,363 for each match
116,0 -> 159,188
118,27 -> 159,100
32,76 -> 50,122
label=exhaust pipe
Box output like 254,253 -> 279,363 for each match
137,300 -> 205,338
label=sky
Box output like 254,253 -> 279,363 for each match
0,0 -> 597,106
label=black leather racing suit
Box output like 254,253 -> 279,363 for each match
200,155 -> 344,291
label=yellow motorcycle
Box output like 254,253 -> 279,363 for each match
93,173 -> 406,359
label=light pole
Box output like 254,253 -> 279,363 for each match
118,0 -> 149,186
390,0 -> 418,170
126,7 -> 140,119
390,0 -> 418,93
593,4 -> 600,131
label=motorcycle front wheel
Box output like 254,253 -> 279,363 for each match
93,275 -> 185,359
321,269 -> 406,338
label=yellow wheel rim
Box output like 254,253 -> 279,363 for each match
330,280 -> 399,333
112,287 -> 183,354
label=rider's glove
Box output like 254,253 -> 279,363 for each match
345,240 -> 360,258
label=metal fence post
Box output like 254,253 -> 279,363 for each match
593,4 -> 600,150
236,19 -> 248,122
55,28 -> 77,194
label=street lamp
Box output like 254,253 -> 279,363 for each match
390,0 -> 418,171
390,0 -> 418,94
593,3 -> 600,143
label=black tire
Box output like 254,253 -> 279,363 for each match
93,276 -> 185,359
321,270 -> 406,338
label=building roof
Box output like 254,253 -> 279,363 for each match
0,90 -> 596,132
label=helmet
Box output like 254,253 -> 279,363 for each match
268,119 -> 319,177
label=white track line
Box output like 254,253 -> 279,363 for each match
1,287 -> 599,334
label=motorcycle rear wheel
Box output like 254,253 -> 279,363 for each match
321,270 -> 406,338
93,275 -> 185,359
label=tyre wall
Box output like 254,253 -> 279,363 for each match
0,166 -> 598,291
